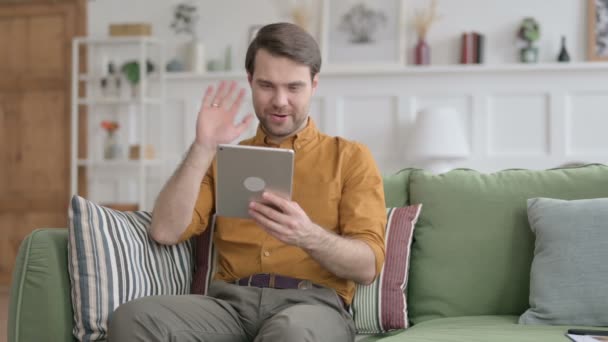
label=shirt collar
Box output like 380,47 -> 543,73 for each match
252,117 -> 319,149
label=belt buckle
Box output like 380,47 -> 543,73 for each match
268,274 -> 276,288
297,280 -> 312,290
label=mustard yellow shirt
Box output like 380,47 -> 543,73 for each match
180,118 -> 386,304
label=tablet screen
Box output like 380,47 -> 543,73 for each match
215,144 -> 294,219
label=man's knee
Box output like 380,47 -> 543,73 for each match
257,305 -> 353,342
259,309 -> 313,340
107,297 -> 166,341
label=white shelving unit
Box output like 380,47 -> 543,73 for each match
70,37 -> 166,211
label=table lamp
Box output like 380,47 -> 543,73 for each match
407,106 -> 470,174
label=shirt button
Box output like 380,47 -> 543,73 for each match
263,251 -> 270,257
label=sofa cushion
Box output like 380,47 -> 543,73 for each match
519,197 -> 608,326
359,315 -> 599,342
352,205 -> 422,333
8,229 -> 74,342
382,168 -> 417,208
68,195 -> 194,341
407,164 -> 608,324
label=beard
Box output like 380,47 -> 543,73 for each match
255,104 -> 310,140
258,112 -> 308,139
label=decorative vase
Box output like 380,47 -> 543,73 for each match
520,46 -> 538,63
414,38 -> 431,65
103,132 -> 121,160
129,83 -> 139,99
224,45 -> 232,71
186,38 -> 206,73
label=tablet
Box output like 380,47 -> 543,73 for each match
216,144 -> 294,219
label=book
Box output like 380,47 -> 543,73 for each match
460,32 -> 485,64
460,32 -> 470,64
471,33 -> 478,64
475,32 -> 485,64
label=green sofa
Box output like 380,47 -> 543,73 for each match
8,164 -> 608,341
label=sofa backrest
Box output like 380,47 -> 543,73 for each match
8,228 -> 75,342
382,164 -> 608,325
382,168 -> 418,208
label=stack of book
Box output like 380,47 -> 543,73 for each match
109,23 -> 152,37
460,32 -> 485,64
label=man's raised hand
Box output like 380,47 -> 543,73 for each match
195,81 -> 254,149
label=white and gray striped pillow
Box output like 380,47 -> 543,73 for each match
67,195 -> 194,341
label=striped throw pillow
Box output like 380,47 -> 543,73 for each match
351,205 -> 422,334
68,195 -> 195,341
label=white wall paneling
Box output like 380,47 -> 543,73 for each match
341,96 -> 400,168
88,63 -> 608,205
486,93 -> 550,157
155,64 -> 608,176
308,98 -> 324,131
566,92 -> 608,157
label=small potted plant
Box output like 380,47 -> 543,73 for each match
101,120 -> 121,159
120,59 -> 155,98
518,17 -> 540,63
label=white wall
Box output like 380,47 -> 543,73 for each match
88,0 -> 588,68
88,0 -> 308,71
83,0 -> 606,209
83,63 -> 608,210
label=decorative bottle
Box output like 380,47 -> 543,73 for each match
557,35 -> 570,62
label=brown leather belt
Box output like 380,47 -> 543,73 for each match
234,273 -> 350,311
234,273 -> 322,290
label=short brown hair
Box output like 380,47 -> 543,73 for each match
245,22 -> 321,80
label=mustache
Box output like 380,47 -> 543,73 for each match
265,110 -> 292,116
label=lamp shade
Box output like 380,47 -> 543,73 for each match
408,107 -> 470,159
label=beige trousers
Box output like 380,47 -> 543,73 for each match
107,280 -> 355,342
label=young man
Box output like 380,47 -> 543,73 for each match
108,23 -> 386,342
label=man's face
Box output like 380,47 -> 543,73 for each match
248,49 -> 318,142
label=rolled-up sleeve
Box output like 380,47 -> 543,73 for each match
339,143 -> 386,278
178,160 -> 216,242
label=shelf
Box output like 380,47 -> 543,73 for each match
164,62 -> 608,80
79,73 -> 164,82
74,36 -> 161,45
77,98 -> 162,105
77,159 -> 163,167
71,35 -> 167,212
165,70 -> 246,81
321,62 -> 608,76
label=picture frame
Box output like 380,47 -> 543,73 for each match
587,0 -> 608,61
321,0 -> 406,68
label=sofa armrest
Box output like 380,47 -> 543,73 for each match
8,228 -> 75,342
